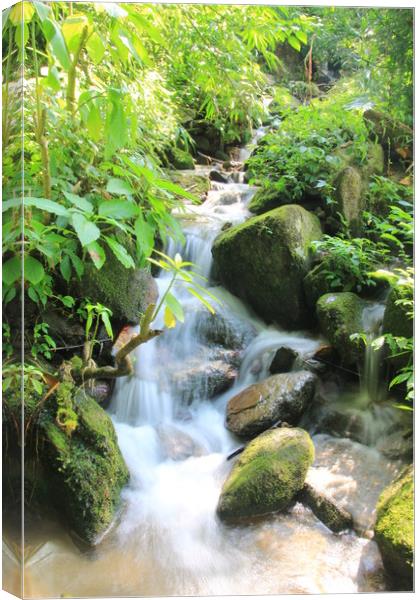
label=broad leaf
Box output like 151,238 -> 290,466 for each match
2,256 -> 21,285
86,241 -> 106,269
42,18 -> 71,70
134,215 -> 155,257
98,199 -> 138,219
9,2 -> 35,25
154,179 -> 199,203
86,31 -> 106,64
71,212 -> 100,246
62,14 -> 90,54
164,306 -> 176,329
86,102 -> 103,141
165,292 -> 184,323
100,311 -> 113,338
24,197 -> 69,217
24,255 -> 45,285
63,191 -> 93,213
106,177 -> 134,196
60,254 -> 72,282
104,236 -> 135,269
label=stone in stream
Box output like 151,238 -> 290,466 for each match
248,185 -> 289,215
171,358 -> 238,405
269,346 -> 298,374
217,427 -> 314,522
297,483 -> 353,533
316,292 -> 365,367
195,309 -> 257,351
211,205 -> 322,329
226,371 -> 317,439
209,169 -> 229,184
157,424 -> 207,461
374,464 -> 414,591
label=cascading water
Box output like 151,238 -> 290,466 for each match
18,133 -> 407,598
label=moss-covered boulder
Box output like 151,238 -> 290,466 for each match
41,385 -> 129,544
334,166 -> 363,234
226,371 -> 317,438
212,205 -> 322,329
248,185 -> 288,215
316,292 -> 365,366
374,465 -> 414,590
81,244 -> 158,324
217,427 -> 314,521
298,483 -> 353,533
382,288 -> 413,339
168,147 -> 195,170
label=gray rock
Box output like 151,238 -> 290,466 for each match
157,424 -> 206,461
269,346 -> 298,374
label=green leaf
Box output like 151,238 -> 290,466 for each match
164,306 -> 176,329
165,292 -> 184,323
27,286 -> 39,303
104,236 -> 135,269
10,2 -> 35,25
32,379 -> 43,395
2,198 -> 21,212
15,22 -> 29,59
86,241 -> 106,269
3,286 -> 17,304
86,31 -> 106,64
33,1 -> 51,23
67,252 -> 84,278
187,287 -> 215,314
62,14 -> 90,54
102,3 -> 128,18
60,254 -> 72,282
100,311 -> 113,338
106,177 -> 134,196
71,213 -> 100,246
105,90 -> 128,156
24,196 -> 69,217
42,18 -> 71,70
128,12 -> 167,47
134,215 -> 155,257
98,199 -> 138,219
287,35 -> 301,51
2,256 -> 21,285
24,255 -> 45,285
154,179 -> 199,203
45,65 -> 61,91
63,191 -> 93,213
294,30 -> 308,45
86,102 -> 103,141
60,295 -> 75,308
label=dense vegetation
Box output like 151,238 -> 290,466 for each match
2,2 -> 414,588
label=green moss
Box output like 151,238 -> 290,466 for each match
80,239 -> 157,324
316,292 -> 365,366
41,387 -> 129,544
217,428 -> 314,521
169,170 -> 211,197
212,205 -> 322,329
374,465 -> 413,589
249,186 -> 288,215
169,148 -> 195,170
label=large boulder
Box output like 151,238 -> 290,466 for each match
248,185 -> 288,215
212,205 -> 322,329
217,427 -> 314,521
382,288 -> 413,339
334,166 -> 363,235
374,465 -> 414,590
269,346 -> 298,374
81,245 -> 158,325
316,292 -> 365,366
167,147 -> 195,170
226,371 -> 317,438
41,384 -> 129,544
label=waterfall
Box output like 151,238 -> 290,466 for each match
361,302 -> 386,404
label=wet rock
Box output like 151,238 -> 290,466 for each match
209,169 -> 229,184
316,292 -> 365,367
41,310 -> 85,349
376,430 -> 413,461
157,424 -> 206,461
81,239 -> 158,325
226,371 -> 317,438
374,464 -> 413,590
212,205 -> 322,329
41,384 -> 129,545
269,346 -> 298,374
382,288 -> 413,340
85,379 -> 114,409
217,427 -> 314,522
171,359 -> 237,405
195,310 -> 257,351
298,483 -> 353,533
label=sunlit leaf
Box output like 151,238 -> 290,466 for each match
164,306 -> 176,328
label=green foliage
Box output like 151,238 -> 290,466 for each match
31,322 -> 57,360
246,83 -> 370,203
311,235 -> 386,294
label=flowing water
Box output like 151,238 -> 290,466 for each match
7,134 -> 409,597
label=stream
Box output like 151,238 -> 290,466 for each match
7,133 -> 409,597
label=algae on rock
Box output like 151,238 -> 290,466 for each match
217,427 -> 314,521
212,205 -> 322,329
374,464 -> 413,590
41,387 -> 129,545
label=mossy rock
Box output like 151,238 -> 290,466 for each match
316,292 -> 365,366
374,465 -> 413,590
248,185 -> 289,215
41,387 -> 129,544
169,170 -> 211,198
382,288 -> 413,339
298,483 -> 353,533
334,166 -> 363,235
168,148 -> 195,170
211,205 -> 322,329
217,427 -> 314,522
80,241 -> 158,324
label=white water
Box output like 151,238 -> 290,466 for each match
17,133 -> 406,597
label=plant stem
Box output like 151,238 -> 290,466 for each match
66,26 -> 90,113
152,273 -> 177,321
